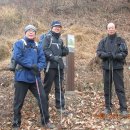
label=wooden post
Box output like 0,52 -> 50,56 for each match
62,34 -> 75,91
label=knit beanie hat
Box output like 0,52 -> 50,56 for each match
24,25 -> 37,33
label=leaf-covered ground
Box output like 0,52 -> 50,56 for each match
0,62 -> 130,130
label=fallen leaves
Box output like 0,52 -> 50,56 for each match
0,60 -> 130,130
0,81 -> 130,130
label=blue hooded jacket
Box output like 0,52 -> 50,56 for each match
13,36 -> 46,83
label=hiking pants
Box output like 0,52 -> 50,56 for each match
103,69 -> 127,111
13,81 -> 49,126
43,68 -> 65,109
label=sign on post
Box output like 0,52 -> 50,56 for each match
67,34 -> 75,52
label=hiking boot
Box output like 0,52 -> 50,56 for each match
12,123 -> 20,130
120,110 -> 128,116
42,122 -> 55,129
12,127 -> 20,130
103,108 -> 111,115
57,108 -> 69,115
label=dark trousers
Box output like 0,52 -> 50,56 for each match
103,69 -> 127,111
13,81 -> 49,126
44,68 -> 65,109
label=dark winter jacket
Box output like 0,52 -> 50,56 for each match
41,31 -> 69,69
13,36 -> 46,83
96,34 -> 128,70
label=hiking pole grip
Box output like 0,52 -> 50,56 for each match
46,61 -> 50,73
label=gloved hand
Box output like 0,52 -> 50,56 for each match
113,53 -> 123,60
53,56 -> 61,63
100,52 -> 113,59
62,47 -> 69,56
31,64 -> 39,76
107,52 -> 113,59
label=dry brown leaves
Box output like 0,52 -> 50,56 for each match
0,76 -> 130,130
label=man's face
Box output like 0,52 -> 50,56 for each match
107,23 -> 116,35
52,26 -> 62,33
25,29 -> 36,39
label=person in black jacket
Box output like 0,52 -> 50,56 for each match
40,21 -> 69,113
96,23 -> 128,115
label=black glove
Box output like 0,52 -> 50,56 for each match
113,53 -> 123,60
53,56 -> 61,63
108,52 -> 113,59
62,47 -> 69,56
100,52 -> 113,59
31,64 -> 39,76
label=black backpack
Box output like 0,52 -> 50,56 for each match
39,33 -> 52,49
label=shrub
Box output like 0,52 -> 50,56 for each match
0,43 -> 10,61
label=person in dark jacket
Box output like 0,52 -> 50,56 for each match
12,25 -> 55,130
96,23 -> 128,116
40,21 -> 69,113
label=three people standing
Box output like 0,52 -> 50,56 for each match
12,21 -> 128,130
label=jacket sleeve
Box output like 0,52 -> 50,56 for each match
37,45 -> 46,71
114,38 -> 128,60
43,35 -> 55,61
96,39 -> 109,59
13,40 -> 32,69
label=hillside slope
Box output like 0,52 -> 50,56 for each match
0,0 -> 130,129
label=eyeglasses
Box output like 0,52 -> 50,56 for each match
27,29 -> 36,32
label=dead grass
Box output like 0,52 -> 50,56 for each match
0,6 -> 17,18
0,41 -> 10,61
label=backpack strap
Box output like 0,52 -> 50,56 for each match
42,33 -> 53,49
21,39 -> 38,49
49,36 -> 52,48
35,42 -> 38,47
21,39 -> 27,49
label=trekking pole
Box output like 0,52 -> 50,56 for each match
63,68 -> 66,109
35,76 -> 47,129
108,59 -> 112,111
57,64 -> 63,124
111,60 -> 114,108
46,61 -> 50,73
108,58 -> 114,112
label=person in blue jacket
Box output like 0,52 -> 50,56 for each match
12,25 -> 55,129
